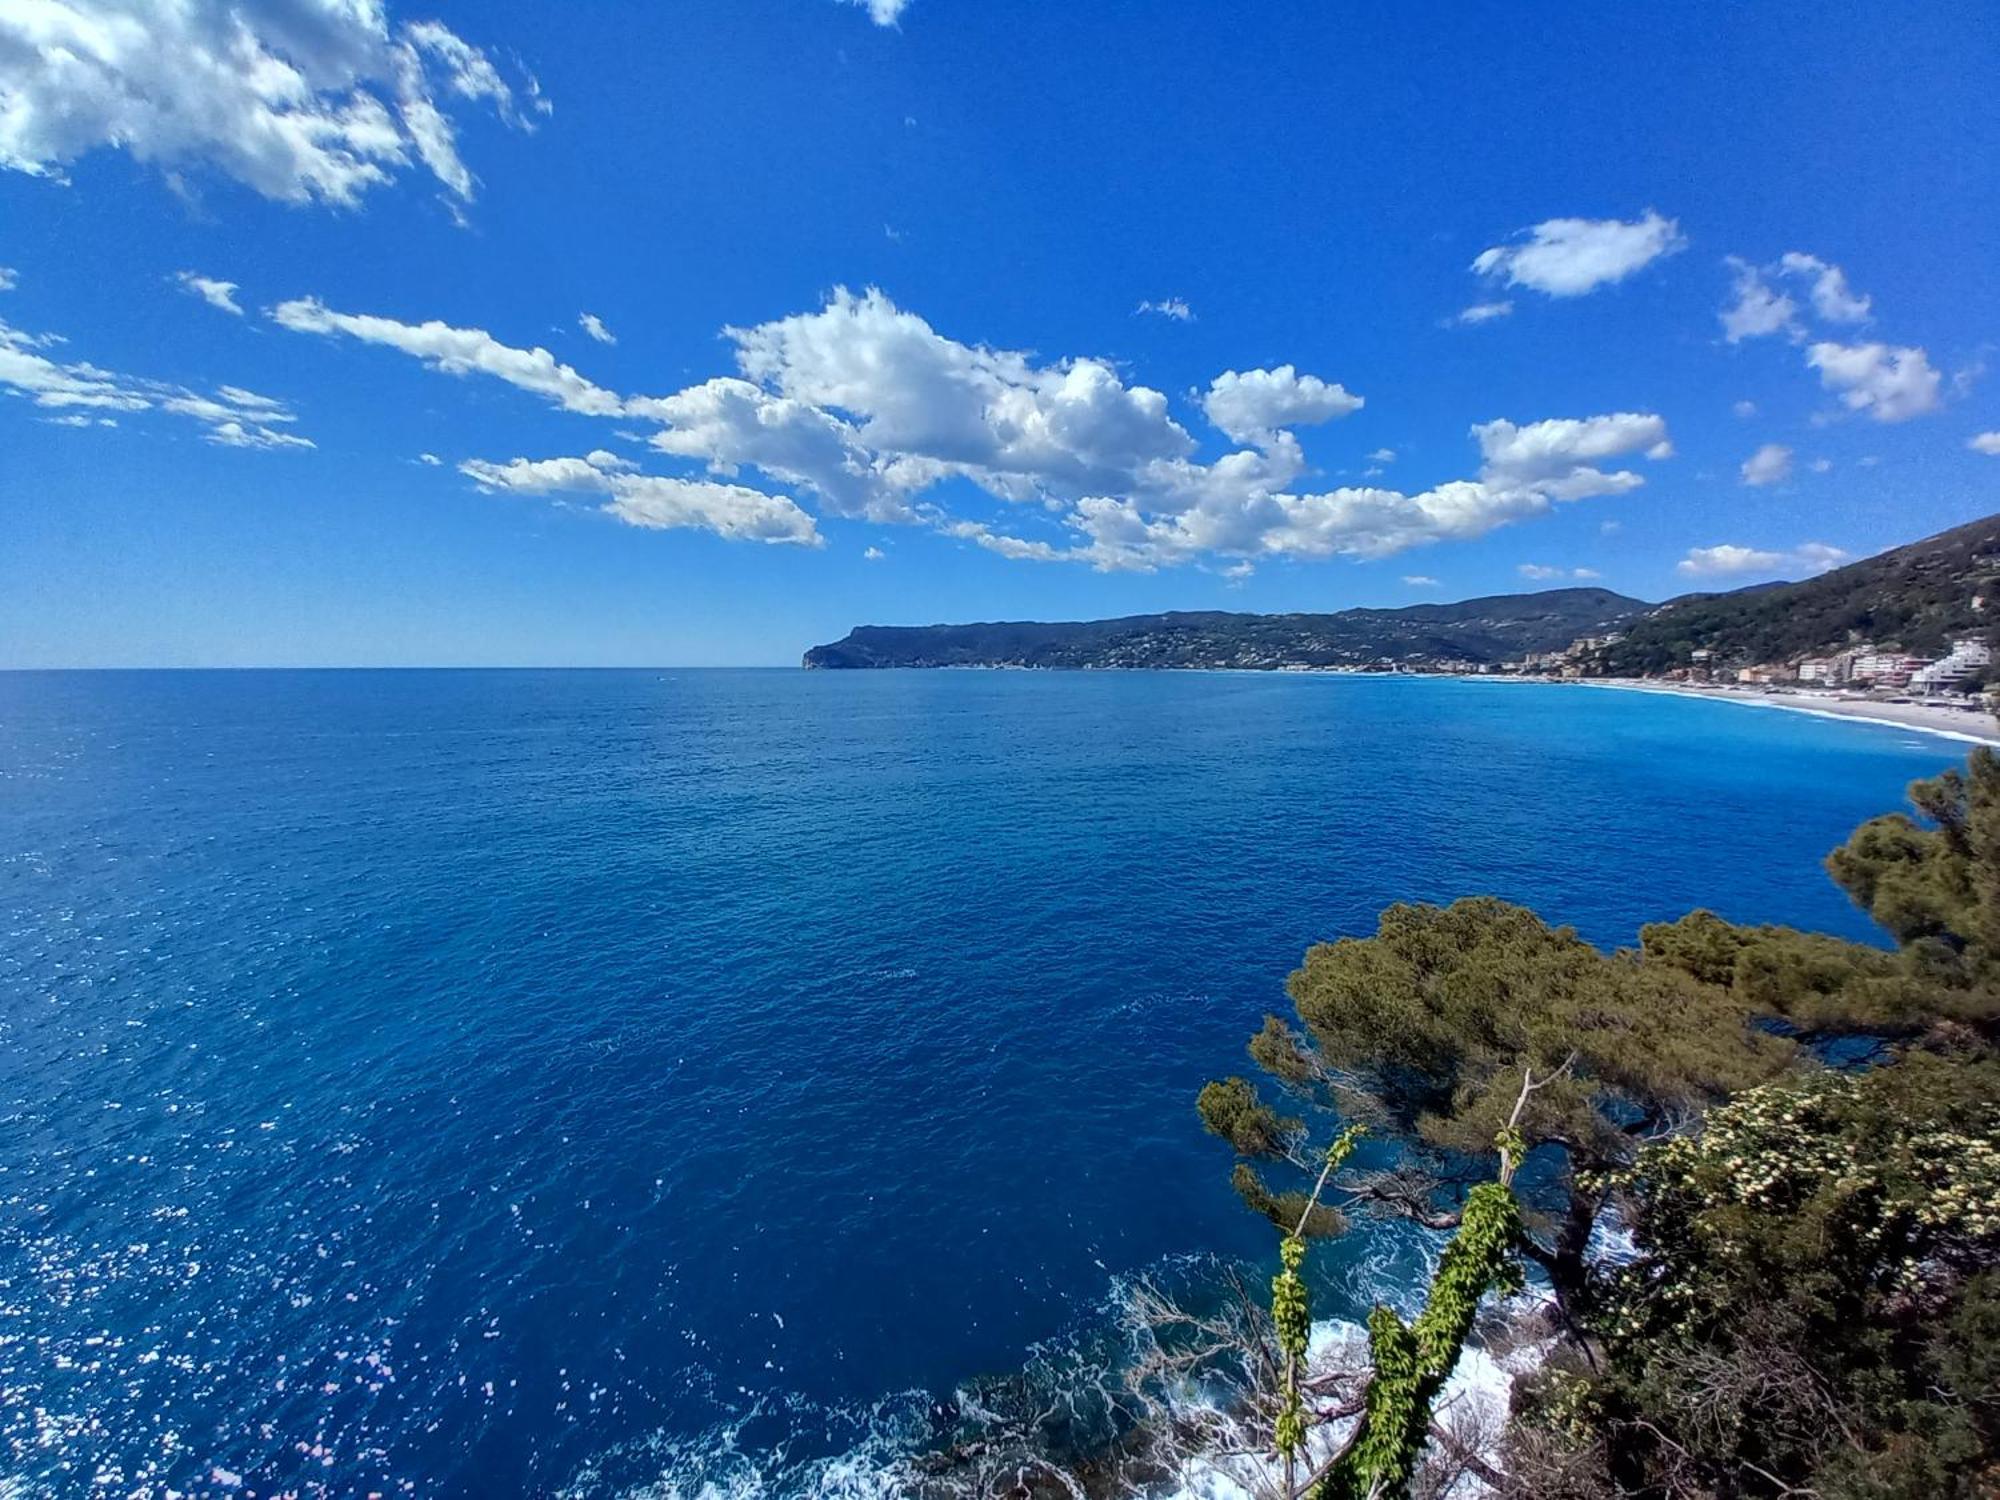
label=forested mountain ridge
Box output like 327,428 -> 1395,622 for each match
803,588 -> 1649,670
1592,512 -> 2000,675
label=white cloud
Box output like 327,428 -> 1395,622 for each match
1806,341 -> 1942,422
636,376 -> 910,521
1,313 -> 309,447
272,298 -> 624,415
0,2 -> 537,207
1473,412 -> 1671,498
270,284 -> 1670,572
724,287 -> 1206,504
1676,541 -> 1849,578
863,545 -> 886,560
176,271 -> 242,315
1449,300 -> 1514,326
1202,365 -> 1363,445
1970,432 -> 2000,456
1778,252 -> 1872,323
1718,258 -> 1798,343
1732,399 -> 1758,419
1518,563 -> 1601,582
417,451 -> 442,464
1402,574 -> 1439,587
1720,251 -> 1871,342
0,266 -> 16,291
1135,297 -> 1194,322
459,451 -> 820,546
1740,442 -> 1792,486
1368,447 -> 1396,464
1808,457 -> 1832,474
1473,211 -> 1685,298
205,417 -> 312,449
842,0 -> 911,23
578,312 -> 615,345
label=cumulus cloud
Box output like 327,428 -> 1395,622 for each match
1472,211 -> 1685,298
1719,258 -> 1798,343
721,287 -> 1210,506
1732,399 -> 1758,419
1201,365 -> 1363,445
1806,341 -> 1942,422
863,545 -> 886,560
0,266 -> 16,291
1135,297 -> 1194,321
272,297 -> 624,415
578,312 -> 615,344
176,271 -> 242,315
1402,574 -> 1439,587
1472,412 -> 1671,498
1518,563 -> 1602,581
1740,442 -> 1792,486
0,1 -> 538,207
459,451 -> 820,546
1,314 -> 311,447
1677,541 -> 1849,578
1720,251 -> 1871,343
1970,432 -> 2000,456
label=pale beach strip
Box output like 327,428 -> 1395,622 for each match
1577,678 -> 2000,748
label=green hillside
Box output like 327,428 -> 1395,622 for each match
1593,512 -> 2000,676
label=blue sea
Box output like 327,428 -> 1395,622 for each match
0,670 -> 1966,1497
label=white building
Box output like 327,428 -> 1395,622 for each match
1910,638 -> 1993,693
1850,651 -> 1932,688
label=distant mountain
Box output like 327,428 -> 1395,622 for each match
1591,513 -> 2000,676
802,588 -> 1651,671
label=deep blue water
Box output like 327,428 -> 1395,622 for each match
0,670 -> 1966,1497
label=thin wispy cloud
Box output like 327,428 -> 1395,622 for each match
177,272 -> 243,316
1,314 -> 309,448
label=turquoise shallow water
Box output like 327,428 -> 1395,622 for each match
0,669 -> 1962,1496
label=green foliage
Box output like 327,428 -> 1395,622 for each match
1198,744 -> 2000,1499
1197,1075 -> 1296,1157
1530,1055 -> 2000,1498
1284,897 -> 1790,1168
1231,1162 -> 1346,1238
1827,747 -> 2000,1007
1317,1182 -> 1524,1500
1641,749 -> 2000,1037
1639,908 -> 1946,1031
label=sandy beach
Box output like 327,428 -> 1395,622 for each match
1582,678 -> 2000,747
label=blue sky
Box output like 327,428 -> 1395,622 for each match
2,0 -> 1996,667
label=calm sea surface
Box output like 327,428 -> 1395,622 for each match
0,670 -> 1963,1496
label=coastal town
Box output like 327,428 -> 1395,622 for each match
1497,630 -> 2000,740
